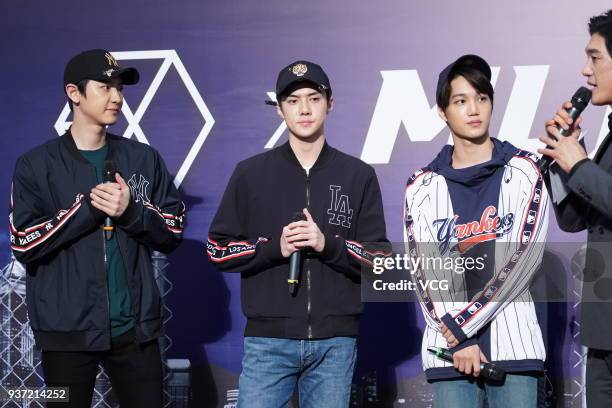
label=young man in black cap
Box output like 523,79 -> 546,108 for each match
207,60 -> 388,407
9,49 -> 185,407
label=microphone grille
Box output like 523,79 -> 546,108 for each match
103,160 -> 115,173
103,160 -> 116,181
572,86 -> 592,109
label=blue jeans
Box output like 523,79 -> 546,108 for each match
432,373 -> 538,408
237,336 -> 357,408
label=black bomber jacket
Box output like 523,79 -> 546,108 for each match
207,141 -> 388,339
10,130 -> 185,351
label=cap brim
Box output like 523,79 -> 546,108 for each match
276,78 -> 328,101
111,67 -> 139,85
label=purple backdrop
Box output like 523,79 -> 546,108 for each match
2,1 -> 611,406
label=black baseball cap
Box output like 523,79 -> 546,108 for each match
64,49 -> 139,88
272,60 -> 332,105
436,54 -> 491,107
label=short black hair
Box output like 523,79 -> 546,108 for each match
589,9 -> 612,57
437,66 -> 494,110
67,79 -> 89,111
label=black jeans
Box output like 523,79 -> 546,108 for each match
41,329 -> 162,408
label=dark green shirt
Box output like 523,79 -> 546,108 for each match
79,145 -> 134,338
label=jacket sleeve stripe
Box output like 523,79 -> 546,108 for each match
143,201 -> 185,234
404,195 -> 441,323
405,170 -> 433,191
10,194 -> 84,252
344,239 -> 390,267
206,237 -> 269,263
23,220 -> 50,234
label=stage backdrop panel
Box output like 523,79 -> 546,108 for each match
2,1 -> 611,406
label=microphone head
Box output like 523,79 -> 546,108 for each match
293,211 -> 306,222
482,363 -> 506,382
103,160 -> 116,182
571,86 -> 592,110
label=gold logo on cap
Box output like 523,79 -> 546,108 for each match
291,63 -> 308,77
105,52 -> 119,67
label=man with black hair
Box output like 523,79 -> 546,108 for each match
207,60 -> 388,408
406,54 -> 548,407
539,9 -> 612,406
9,49 -> 185,408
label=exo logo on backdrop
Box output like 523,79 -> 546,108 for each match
54,50 -> 215,189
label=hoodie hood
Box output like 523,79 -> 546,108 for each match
428,138 -> 518,186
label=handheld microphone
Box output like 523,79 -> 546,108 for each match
288,211 -> 306,295
428,347 -> 506,382
539,86 -> 592,174
102,160 -> 116,241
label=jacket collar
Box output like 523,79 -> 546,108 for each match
280,140 -> 334,172
61,127 -> 117,163
593,114 -> 612,163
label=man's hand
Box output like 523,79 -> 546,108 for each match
280,208 -> 325,257
452,344 -> 489,377
538,101 -> 588,174
281,226 -> 299,258
90,173 -> 131,218
440,322 -> 459,348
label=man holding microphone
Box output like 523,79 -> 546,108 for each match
207,60 -> 388,407
538,10 -> 612,406
9,49 -> 185,407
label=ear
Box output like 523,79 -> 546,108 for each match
327,96 -> 334,113
65,84 -> 81,106
437,106 -> 447,122
276,102 -> 285,120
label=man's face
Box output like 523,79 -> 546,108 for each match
69,78 -> 124,126
582,33 -> 612,106
438,75 -> 492,142
277,86 -> 333,141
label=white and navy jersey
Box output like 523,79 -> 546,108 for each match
403,140 -> 549,380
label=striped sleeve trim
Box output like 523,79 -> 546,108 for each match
10,194 -> 85,253
143,201 -> 185,234
344,239 -> 391,266
405,201 -> 441,323
207,237 -> 269,263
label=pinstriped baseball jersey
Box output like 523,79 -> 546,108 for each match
404,140 -> 549,380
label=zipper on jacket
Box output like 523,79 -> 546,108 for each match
95,162 -> 111,340
305,172 -> 313,339
101,227 -> 111,335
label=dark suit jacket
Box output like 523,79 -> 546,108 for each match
546,125 -> 612,350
